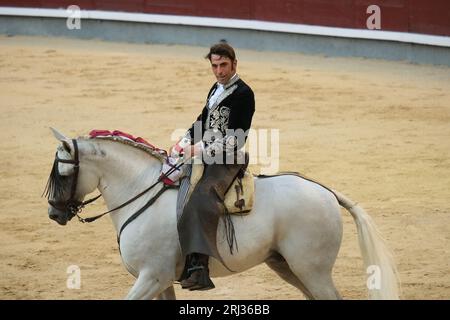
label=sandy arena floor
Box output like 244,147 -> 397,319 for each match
0,35 -> 449,299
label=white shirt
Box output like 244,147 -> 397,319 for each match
207,73 -> 237,109
208,83 -> 224,109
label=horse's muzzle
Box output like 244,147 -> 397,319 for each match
48,206 -> 68,225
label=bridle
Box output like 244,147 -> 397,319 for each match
47,139 -> 181,227
47,139 -> 102,221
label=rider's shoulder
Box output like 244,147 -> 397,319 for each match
235,79 -> 254,96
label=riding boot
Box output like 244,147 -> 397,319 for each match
180,253 -> 215,291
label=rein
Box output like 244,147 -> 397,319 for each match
116,183 -> 177,246
76,177 -> 163,223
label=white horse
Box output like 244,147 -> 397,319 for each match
45,128 -> 399,300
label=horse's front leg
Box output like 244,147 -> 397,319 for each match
125,271 -> 174,300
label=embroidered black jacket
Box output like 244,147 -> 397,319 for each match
186,75 -> 255,160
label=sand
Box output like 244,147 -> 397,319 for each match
0,35 -> 449,299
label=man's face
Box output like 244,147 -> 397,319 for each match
210,54 -> 237,84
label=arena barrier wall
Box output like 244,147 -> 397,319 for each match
0,1 -> 449,65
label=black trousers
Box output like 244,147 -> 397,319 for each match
177,162 -> 244,265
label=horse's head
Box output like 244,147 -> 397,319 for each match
44,128 -> 100,225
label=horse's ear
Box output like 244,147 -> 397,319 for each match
50,128 -> 73,153
50,127 -> 69,142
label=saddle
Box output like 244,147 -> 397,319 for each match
187,159 -> 254,215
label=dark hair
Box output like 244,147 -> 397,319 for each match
205,42 -> 236,61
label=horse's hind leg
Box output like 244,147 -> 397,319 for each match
288,265 -> 341,300
265,253 -> 314,299
155,285 -> 176,300
126,271 -> 173,300
297,271 -> 341,300
266,252 -> 341,300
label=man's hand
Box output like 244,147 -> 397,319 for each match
182,142 -> 203,161
169,145 -> 178,157
170,137 -> 191,158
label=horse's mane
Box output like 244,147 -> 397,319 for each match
79,131 -> 168,163
43,131 -> 166,200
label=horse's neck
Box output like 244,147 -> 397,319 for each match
88,140 -> 163,231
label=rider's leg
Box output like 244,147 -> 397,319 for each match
178,162 -> 243,291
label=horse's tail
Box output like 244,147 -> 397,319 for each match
332,190 -> 400,300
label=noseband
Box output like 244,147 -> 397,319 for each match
47,139 -> 101,221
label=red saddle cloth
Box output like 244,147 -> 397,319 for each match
89,129 -> 167,155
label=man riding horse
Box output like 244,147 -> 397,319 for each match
163,42 -> 255,291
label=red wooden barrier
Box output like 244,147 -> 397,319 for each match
0,0 -> 448,36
